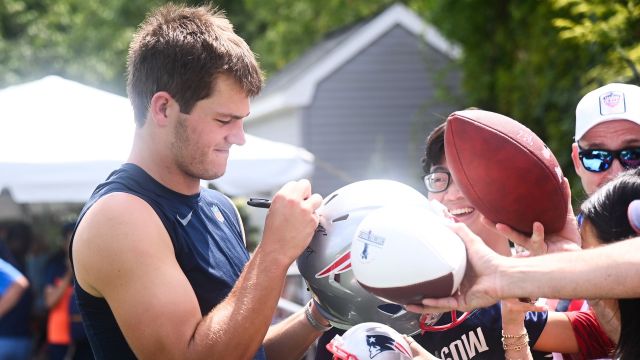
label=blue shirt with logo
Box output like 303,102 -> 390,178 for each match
70,163 -> 265,359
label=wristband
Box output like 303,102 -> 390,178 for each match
304,300 -> 332,332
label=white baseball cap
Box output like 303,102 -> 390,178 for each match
575,82 -> 640,140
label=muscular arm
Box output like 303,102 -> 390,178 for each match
74,185 -> 321,360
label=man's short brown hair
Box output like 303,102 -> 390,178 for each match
127,4 -> 263,126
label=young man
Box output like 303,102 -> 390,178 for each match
70,5 -> 327,359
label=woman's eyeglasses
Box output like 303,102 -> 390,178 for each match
578,145 -> 640,173
423,171 -> 451,193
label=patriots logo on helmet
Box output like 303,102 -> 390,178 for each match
315,250 -> 351,278
366,335 -> 410,358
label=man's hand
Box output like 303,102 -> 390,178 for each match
406,223 -> 504,314
260,179 -> 323,266
489,178 -> 581,254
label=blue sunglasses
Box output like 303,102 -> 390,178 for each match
578,144 -> 640,173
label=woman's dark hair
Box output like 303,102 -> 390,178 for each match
421,122 -> 446,174
580,167 -> 640,359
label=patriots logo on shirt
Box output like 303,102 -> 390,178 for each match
366,334 -> 410,358
211,205 -> 224,223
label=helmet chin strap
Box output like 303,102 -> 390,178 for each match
419,311 -> 472,333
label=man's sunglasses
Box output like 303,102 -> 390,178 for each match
578,145 -> 640,173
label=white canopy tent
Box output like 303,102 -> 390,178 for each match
0,76 -> 314,203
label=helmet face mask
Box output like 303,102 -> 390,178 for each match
297,180 -> 432,335
326,322 -> 413,360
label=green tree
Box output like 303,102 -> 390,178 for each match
552,0 -> 640,87
0,0 -> 241,94
0,0 -> 152,94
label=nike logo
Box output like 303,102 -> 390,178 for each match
177,211 -> 193,226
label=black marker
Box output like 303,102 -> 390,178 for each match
247,198 -> 271,209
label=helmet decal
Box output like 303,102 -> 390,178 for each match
315,250 -> 351,278
366,334 -> 411,358
327,322 -> 413,360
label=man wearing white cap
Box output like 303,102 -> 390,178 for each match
571,83 -> 640,195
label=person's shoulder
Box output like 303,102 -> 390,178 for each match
73,192 -> 172,296
78,192 -> 164,246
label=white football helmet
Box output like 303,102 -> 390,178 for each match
297,180 -> 437,335
326,322 -> 412,360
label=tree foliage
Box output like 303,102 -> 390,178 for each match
551,0 -> 640,86
0,0 -> 241,94
0,0 -> 152,94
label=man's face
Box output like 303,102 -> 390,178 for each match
171,74 -> 250,181
572,120 -> 640,195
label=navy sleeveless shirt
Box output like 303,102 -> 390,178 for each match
70,163 -> 266,359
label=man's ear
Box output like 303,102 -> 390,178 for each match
570,143 -> 582,175
149,92 -> 175,127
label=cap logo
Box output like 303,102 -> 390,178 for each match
599,91 -> 626,115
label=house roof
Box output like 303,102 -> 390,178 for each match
247,3 -> 461,121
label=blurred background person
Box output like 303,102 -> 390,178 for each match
0,224 -> 34,360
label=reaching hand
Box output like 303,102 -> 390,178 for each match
489,178 -> 581,254
500,298 -> 547,325
405,222 -> 504,314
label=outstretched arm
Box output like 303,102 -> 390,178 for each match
407,223 -> 640,314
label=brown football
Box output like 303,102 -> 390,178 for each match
444,109 -> 568,234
